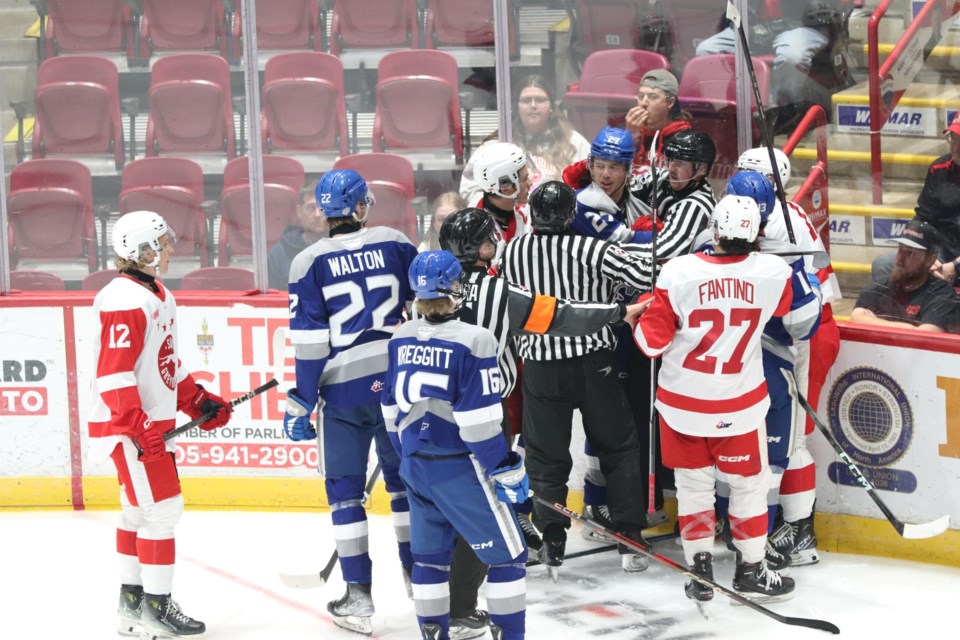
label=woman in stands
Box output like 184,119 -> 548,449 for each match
460,74 -> 590,203
418,191 -> 466,252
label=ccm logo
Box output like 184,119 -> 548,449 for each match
0,387 -> 48,415
718,454 -> 750,463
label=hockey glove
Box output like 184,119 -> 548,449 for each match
182,385 -> 233,431
134,428 -> 167,464
283,390 -> 317,441
491,452 -> 529,504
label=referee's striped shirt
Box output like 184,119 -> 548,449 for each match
501,234 -> 651,361
626,169 -> 716,261
459,268 -> 518,396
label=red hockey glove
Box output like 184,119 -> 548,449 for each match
561,159 -> 590,189
183,385 -> 233,431
135,428 -> 167,463
631,215 -> 664,232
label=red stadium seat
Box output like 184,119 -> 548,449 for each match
329,0 -> 419,55
32,56 -> 124,170
145,54 -> 236,159
43,0 -> 130,57
141,0 -> 231,55
180,266 -> 255,291
563,49 -> 670,140
569,0 -> 640,57
333,153 -> 418,242
251,0 -> 321,50
7,159 -> 96,273
9,270 -> 66,292
81,269 -> 121,291
372,50 -> 464,163
679,54 -> 771,178
424,0 -> 518,56
261,52 -> 348,156
119,158 -> 210,267
218,155 -> 304,265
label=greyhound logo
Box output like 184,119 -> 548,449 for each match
158,334 -> 176,390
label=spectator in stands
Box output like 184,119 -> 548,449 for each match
268,182 -> 328,290
418,191 -> 467,252
624,69 -> 691,170
460,74 -> 590,203
852,219 -> 960,333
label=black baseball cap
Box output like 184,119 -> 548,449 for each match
895,219 -> 942,252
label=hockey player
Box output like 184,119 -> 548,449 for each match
382,250 -> 528,640
469,141 -> 534,242
439,201 -> 644,636
633,195 -> 797,604
501,182 -> 655,578
734,148 -> 841,566
283,169 -> 419,635
89,210 -> 233,639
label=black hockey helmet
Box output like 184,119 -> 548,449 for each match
529,180 -> 577,234
803,1 -> 841,29
439,207 -> 500,263
663,130 -> 716,172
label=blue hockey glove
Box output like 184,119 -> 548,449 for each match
283,390 -> 317,441
491,452 -> 529,504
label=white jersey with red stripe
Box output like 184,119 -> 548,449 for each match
87,275 -> 190,461
634,252 -> 793,437
767,200 -> 841,304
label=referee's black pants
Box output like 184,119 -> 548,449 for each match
522,349 -> 646,531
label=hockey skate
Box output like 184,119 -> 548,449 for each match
449,609 -> 489,640
724,516 -> 790,572
684,552 -> 714,620
327,582 -> 375,635
769,514 -> 820,566
618,528 -> 650,573
490,623 -> 504,640
517,512 -> 543,551
580,504 -> 615,543
732,560 -> 796,604
139,594 -> 205,639
420,622 -> 443,639
117,584 -> 143,636
538,523 -> 566,582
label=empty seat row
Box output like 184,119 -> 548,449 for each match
38,0 -> 516,63
20,50 -> 463,169
6,153 -> 419,275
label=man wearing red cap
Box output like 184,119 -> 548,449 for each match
915,112 -> 960,282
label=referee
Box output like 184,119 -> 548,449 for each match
501,181 -> 654,576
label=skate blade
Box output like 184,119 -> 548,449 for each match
621,555 -> 649,573
449,624 -> 489,640
331,614 -> 374,635
139,629 -> 206,640
790,549 -> 820,566
695,601 -> 712,620
580,527 -> 614,544
117,619 -> 141,637
730,590 -> 796,605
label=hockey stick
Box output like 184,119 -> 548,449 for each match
725,0 -> 796,245
646,129 -> 661,518
163,378 -> 278,442
532,494 -> 840,634
795,391 -> 950,539
279,462 -> 384,589
525,530 -> 678,568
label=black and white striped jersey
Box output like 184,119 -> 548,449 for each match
501,234 -> 651,361
625,169 -> 716,262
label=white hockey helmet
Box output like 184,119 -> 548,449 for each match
713,195 -> 761,243
736,147 -> 791,186
113,210 -> 171,266
473,141 -> 528,200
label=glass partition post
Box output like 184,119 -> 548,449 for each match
734,0 -> 753,157
493,0 -> 513,143
0,75 -> 10,296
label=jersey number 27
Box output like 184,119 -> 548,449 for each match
683,308 -> 761,375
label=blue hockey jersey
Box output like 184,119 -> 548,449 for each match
288,226 -> 418,408
381,319 -> 508,474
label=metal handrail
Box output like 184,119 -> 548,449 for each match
782,104 -> 830,248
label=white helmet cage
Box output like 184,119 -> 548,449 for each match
112,210 -> 172,267
736,147 -> 791,187
473,142 -> 530,200
713,195 -> 761,243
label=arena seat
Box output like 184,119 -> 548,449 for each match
243,0 -> 321,51
141,0 -> 231,55
261,52 -> 348,156
372,50 -> 464,164
81,269 -> 121,291
333,153 -> 418,242
7,159 -> 96,273
568,0 -> 641,63
145,54 -> 236,160
180,266 -> 255,291
423,0 -> 518,57
678,54 -> 771,178
562,49 -> 670,140
218,155 -> 304,266
119,158 -> 209,267
32,56 -> 125,171
43,0 -> 130,57
329,0 -> 418,55
9,270 -> 66,292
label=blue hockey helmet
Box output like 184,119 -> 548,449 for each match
590,127 -> 635,165
315,169 -> 369,220
724,170 -> 775,223
409,250 -> 464,300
